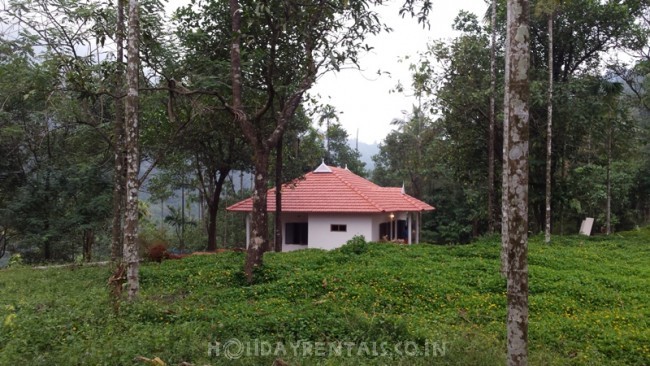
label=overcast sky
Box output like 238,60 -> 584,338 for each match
165,0 -> 489,145
311,0 -> 488,144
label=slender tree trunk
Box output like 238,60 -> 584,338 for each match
83,228 -> 94,262
606,121 -> 612,235
0,229 -> 7,259
245,153 -> 270,280
230,0 -> 263,280
326,119 -> 331,163
501,4 -> 511,278
160,198 -> 164,229
230,0 -> 243,110
207,198 -> 219,251
488,0 -> 497,234
207,172 -> 228,251
180,184 -> 185,251
229,0 -> 312,279
274,136 -> 283,252
123,0 -> 140,301
43,222 -> 52,260
198,189 -> 204,222
111,0 -> 126,262
504,1 -> 530,365
545,14 -> 553,244
230,0 -> 273,279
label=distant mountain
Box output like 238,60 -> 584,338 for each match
349,139 -> 380,172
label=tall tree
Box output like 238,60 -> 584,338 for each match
488,0 -> 498,234
111,0 -> 126,261
598,80 -> 624,234
274,134 -> 283,253
534,0 -> 561,244
504,1 -> 530,366
123,0 -> 140,300
544,10 -> 553,243
1,2 -> 120,262
501,2 -> 511,278
223,0 -> 385,281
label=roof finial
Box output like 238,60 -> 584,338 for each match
345,164 -> 349,170
401,182 -> 405,194
314,160 -> 332,173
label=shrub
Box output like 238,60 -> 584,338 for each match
147,243 -> 169,263
339,235 -> 368,255
8,253 -> 23,267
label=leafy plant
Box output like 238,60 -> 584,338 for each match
339,235 -> 368,255
7,253 -> 22,267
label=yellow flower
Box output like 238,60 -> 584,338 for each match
3,313 -> 16,327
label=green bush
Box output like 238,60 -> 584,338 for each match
338,235 -> 368,255
8,253 -> 22,267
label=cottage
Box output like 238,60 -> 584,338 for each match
227,162 -> 435,251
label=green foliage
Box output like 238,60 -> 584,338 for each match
373,0 -> 650,241
323,122 -> 367,176
7,254 -> 23,268
565,162 -> 638,230
313,105 -> 367,176
1,229 -> 649,365
338,235 -> 368,255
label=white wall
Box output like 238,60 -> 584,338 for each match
276,212 -> 411,251
283,244 -> 308,252
307,214 -> 373,250
371,213 -> 389,242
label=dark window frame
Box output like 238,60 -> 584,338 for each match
331,224 -> 347,232
285,222 -> 308,245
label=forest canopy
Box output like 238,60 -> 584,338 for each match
0,0 -> 649,265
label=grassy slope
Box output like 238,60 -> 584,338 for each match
0,228 -> 649,366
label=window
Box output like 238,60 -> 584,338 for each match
285,223 -> 308,245
331,224 -> 347,232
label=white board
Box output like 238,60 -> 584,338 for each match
579,217 -> 594,236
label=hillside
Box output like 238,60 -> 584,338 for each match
349,139 -> 380,172
1,230 -> 649,365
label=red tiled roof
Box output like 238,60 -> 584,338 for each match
226,165 -> 435,213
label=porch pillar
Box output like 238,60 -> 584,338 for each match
407,212 -> 412,244
416,212 -> 421,244
245,213 -> 251,248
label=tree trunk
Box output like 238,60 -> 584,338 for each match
230,0 -> 243,111
207,198 -> 218,252
207,171 -> 228,251
0,229 -> 7,259
544,14 -> 553,244
82,228 -> 94,262
606,121 -> 612,235
501,8 -> 511,278
504,1 -> 530,365
123,0 -> 140,301
111,0 -> 126,262
230,0 -> 266,281
43,232 -> 52,261
244,153 -> 270,281
180,183 -> 185,251
274,136 -> 283,252
488,0 -> 497,234
160,198 -> 164,230
229,0 -> 312,280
